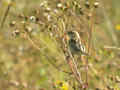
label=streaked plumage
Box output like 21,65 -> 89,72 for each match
67,31 -> 88,56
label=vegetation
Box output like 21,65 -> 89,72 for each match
0,0 -> 120,90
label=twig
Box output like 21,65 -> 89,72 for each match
67,58 -> 83,86
85,6 -> 95,88
104,45 -> 120,50
68,50 -> 83,85
0,3 -> 11,29
25,32 -> 45,51
62,37 -> 84,88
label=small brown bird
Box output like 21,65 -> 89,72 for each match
66,31 -> 88,56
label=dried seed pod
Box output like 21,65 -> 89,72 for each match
12,29 -> 20,37
14,30 -> 20,35
77,4 -> 82,9
94,2 -> 99,8
57,3 -> 63,8
72,1 -> 77,6
115,76 -> 120,83
79,9 -> 84,15
106,85 -> 114,90
18,13 -> 25,18
21,21 -> 26,24
10,80 -> 19,86
45,7 -> 51,12
9,21 -> 16,27
25,26 -> 32,32
85,1 -> 90,8
29,16 -> 36,22
86,13 -> 92,20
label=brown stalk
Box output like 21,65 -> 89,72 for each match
0,3 -> 11,29
85,7 -> 95,88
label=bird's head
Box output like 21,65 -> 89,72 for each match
67,31 -> 80,40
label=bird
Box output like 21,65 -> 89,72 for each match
66,31 -> 88,56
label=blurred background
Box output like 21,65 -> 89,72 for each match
0,0 -> 120,90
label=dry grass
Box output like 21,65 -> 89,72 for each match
0,0 -> 120,90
